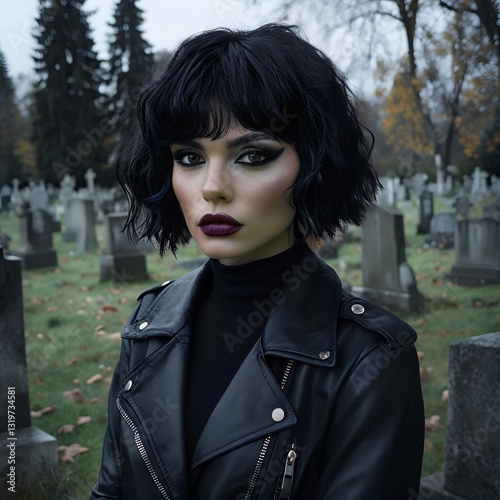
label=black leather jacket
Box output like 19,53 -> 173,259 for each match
90,253 -> 424,500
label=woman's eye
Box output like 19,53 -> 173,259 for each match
174,152 -> 204,166
237,151 -> 267,165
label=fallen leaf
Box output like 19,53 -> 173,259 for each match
77,309 -> 86,315
86,374 -> 103,385
73,379 -> 82,384
425,415 -> 443,432
64,388 -> 85,404
36,392 -> 46,397
30,405 -> 58,418
111,286 -> 125,294
67,357 -> 78,365
52,361 -> 59,366
90,398 -> 99,404
60,257 -> 68,263
424,438 -> 433,451
58,444 -> 90,463
31,297 -> 42,305
76,416 -> 92,426
34,378 -> 44,385
54,268 -> 61,274
46,306 -> 58,312
81,345 -> 88,350
100,305 -> 119,313
58,424 -> 75,434
417,351 -> 425,362
119,298 -> 127,304
78,286 -> 92,292
442,389 -> 449,402
94,329 -> 107,336
474,301 -> 483,308
104,376 -> 113,385
416,318 -> 427,326
36,333 -> 44,340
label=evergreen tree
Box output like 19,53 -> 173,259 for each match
0,48 -> 23,185
32,0 -> 110,186
108,0 -> 154,149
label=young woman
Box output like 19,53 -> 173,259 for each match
91,24 -> 424,500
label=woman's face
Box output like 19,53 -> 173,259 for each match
171,123 -> 300,265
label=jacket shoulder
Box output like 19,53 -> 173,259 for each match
339,289 -> 417,349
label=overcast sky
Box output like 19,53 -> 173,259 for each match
0,0 -> 377,96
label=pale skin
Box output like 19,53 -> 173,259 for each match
171,123 -> 301,266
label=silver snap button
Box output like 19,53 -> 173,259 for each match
351,304 -> 365,315
124,380 -> 133,391
139,321 -> 148,330
319,351 -> 330,360
272,408 -> 285,422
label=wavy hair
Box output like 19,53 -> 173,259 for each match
116,23 -> 379,256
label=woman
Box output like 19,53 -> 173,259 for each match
91,24 -> 424,500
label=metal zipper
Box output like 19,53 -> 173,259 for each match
244,359 -> 295,500
276,446 -> 298,500
116,397 -> 171,500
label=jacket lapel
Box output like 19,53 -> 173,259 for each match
190,338 -> 297,470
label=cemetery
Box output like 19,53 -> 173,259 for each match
0,173 -> 499,499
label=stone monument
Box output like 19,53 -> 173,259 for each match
352,205 -> 421,312
419,332 -> 500,499
100,213 -> 149,282
0,248 -> 59,494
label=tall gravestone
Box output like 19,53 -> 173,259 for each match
0,248 -> 59,493
352,205 -> 421,312
417,189 -> 434,234
100,213 -> 149,282
424,213 -> 456,250
65,197 -> 98,253
14,210 -> 58,269
420,332 -> 500,499
445,217 -> 500,285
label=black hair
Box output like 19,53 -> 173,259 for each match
117,23 -> 379,256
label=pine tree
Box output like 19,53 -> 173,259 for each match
108,0 -> 155,149
32,0 -> 110,186
0,48 -> 23,185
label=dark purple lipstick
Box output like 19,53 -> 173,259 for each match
198,213 -> 242,236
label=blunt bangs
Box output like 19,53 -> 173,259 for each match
117,23 -> 379,256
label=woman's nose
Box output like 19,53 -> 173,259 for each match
202,163 -> 233,203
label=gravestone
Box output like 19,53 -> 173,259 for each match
417,189 -> 434,234
352,205 -> 421,312
419,332 -> 500,499
462,175 -> 472,194
377,176 -> 396,207
14,210 -> 58,269
453,195 -> 473,221
445,217 -> 500,285
424,213 -> 455,249
10,178 -> 22,214
410,173 -> 429,196
1,185 -> 12,212
0,248 -> 59,493
65,196 -> 98,253
84,168 -> 96,193
100,213 -> 149,282
470,167 -> 489,203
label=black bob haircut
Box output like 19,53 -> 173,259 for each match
117,23 -> 380,256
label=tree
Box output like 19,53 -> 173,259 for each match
260,0 -> 498,174
32,0 -> 110,187
107,0 -> 155,152
0,48 -> 24,185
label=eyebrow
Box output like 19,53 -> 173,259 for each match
171,132 -> 277,150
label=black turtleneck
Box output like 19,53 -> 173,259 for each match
186,243 -> 309,460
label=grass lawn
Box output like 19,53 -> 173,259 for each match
1,195 -> 499,499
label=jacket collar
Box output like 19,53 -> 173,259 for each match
122,249 -> 342,368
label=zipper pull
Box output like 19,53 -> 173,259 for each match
276,447 -> 297,500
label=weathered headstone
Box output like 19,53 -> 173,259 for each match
0,248 -> 59,493
1,185 -> 12,212
14,210 -> 58,269
417,189 -> 434,234
352,205 -> 421,312
65,196 -> 98,252
470,167 -> 489,203
410,173 -> 429,196
377,176 -> 396,207
84,168 -> 96,193
100,213 -> 149,282
445,217 -> 500,285
424,213 -> 455,249
462,175 -> 472,194
419,332 -> 500,499
453,195 -> 473,221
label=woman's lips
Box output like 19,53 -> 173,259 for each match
198,213 -> 243,237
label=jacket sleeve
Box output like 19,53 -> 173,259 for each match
315,342 -> 425,500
